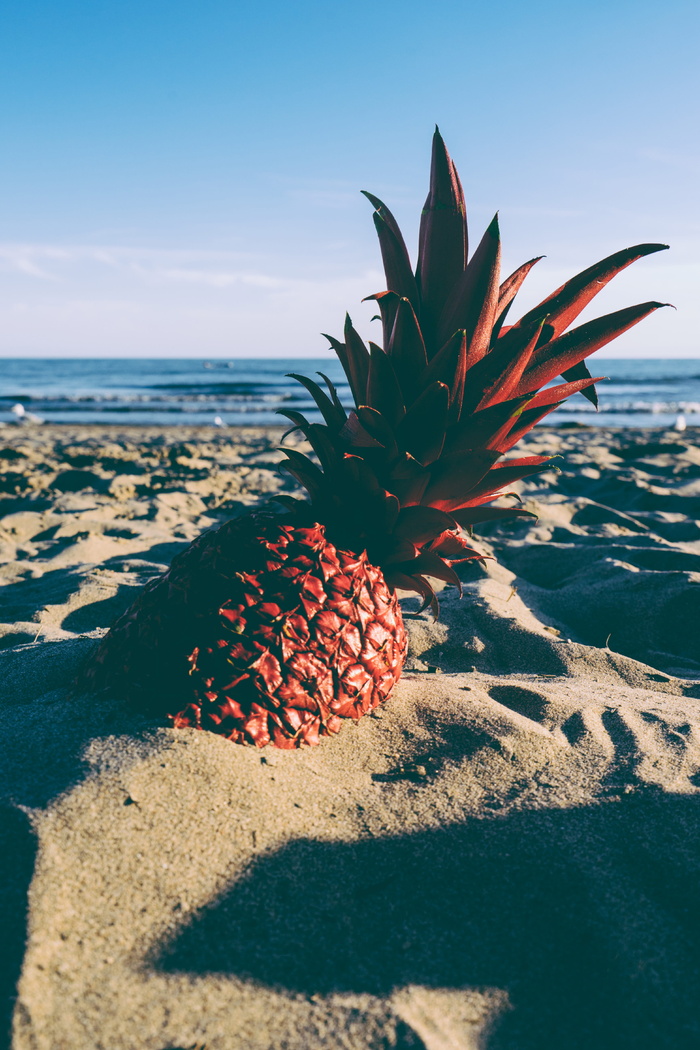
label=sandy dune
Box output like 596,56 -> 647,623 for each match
1,423 -> 699,1049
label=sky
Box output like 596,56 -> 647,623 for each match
0,0 -> 698,359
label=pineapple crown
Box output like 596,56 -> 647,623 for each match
277,128 -> 669,612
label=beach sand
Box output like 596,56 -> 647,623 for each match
1,422 -> 699,1049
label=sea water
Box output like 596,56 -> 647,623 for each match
1,357 -> 699,428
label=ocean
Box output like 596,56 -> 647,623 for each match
1,357 -> 699,429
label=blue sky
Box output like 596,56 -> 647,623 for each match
0,0 -> 698,357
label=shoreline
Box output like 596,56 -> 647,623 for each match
3,356 -> 700,433
3,420 -> 699,430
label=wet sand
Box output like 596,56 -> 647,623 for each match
1,422 -> 699,1049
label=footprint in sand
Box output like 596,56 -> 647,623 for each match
486,684 -> 550,724
486,682 -> 700,789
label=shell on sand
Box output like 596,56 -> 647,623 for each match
1,423 -> 699,1050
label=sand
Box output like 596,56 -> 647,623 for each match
1,422 -> 699,1050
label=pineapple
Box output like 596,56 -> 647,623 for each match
84,129 -> 668,748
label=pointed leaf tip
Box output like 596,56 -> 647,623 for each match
514,243 -> 671,344
363,194 -> 420,307
416,129 -> 468,351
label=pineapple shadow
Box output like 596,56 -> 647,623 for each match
154,791 -> 700,1050
0,540 -> 189,646
0,567 -> 87,635
58,541 -> 188,634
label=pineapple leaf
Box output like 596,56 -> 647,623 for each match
270,494 -> 308,511
388,297 -> 429,402
362,191 -> 420,310
375,493 -> 402,534
494,454 -> 551,468
367,343 -> 406,427
438,213 -> 501,361
467,489 -> 523,507
393,505 -> 459,544
497,402 -> 566,452
525,375 -> 605,410
278,413 -> 341,474
461,317 -> 543,415
280,448 -> 328,502
340,411 -> 384,448
444,396 -> 530,454
287,373 -> 346,429
341,458 -> 401,529
451,506 -> 537,526
317,372 -> 347,417
416,127 -> 468,353
357,406 -> 400,457
423,448 -> 502,504
492,256 -> 544,343
559,360 -> 598,407
422,330 -> 467,423
515,243 -> 669,340
450,457 -> 551,506
392,549 -> 462,590
277,408 -> 308,433
382,539 -> 421,565
343,315 -> 372,406
323,333 -> 359,405
388,453 -> 432,507
341,452 -> 383,489
516,302 -> 669,395
363,290 -> 401,351
429,530 -> 483,560
305,423 -> 341,473
385,571 -> 439,615
396,381 -> 449,466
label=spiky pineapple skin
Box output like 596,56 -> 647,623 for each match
85,513 -> 407,748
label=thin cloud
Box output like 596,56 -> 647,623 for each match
0,241 -> 385,296
0,242 -> 284,288
135,266 -> 285,289
0,244 -> 71,280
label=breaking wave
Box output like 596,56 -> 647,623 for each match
1,358 -> 699,427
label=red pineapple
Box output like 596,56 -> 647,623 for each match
84,128 -> 669,747
91,512 -> 407,748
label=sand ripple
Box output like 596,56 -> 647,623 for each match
1,424 -> 699,1049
